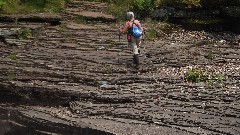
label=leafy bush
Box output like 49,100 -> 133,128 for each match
133,0 -> 154,17
108,0 -> 134,20
0,0 -> 5,10
107,0 -> 155,19
107,0 -> 201,19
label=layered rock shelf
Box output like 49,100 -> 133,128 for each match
0,0 -> 240,135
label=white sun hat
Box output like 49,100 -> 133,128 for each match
127,12 -> 134,19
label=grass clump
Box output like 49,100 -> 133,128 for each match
8,52 -> 18,60
186,69 -> 207,83
205,49 -> 214,60
7,70 -> 15,81
146,29 -> 156,40
186,68 -> 223,85
18,28 -> 32,40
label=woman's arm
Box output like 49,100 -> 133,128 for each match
118,22 -> 129,34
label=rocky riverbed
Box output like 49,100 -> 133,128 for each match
1,0 -> 240,135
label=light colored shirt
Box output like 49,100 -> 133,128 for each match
119,19 -> 143,34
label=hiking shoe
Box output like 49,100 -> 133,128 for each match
133,54 -> 140,65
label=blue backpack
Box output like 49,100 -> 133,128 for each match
132,20 -> 142,38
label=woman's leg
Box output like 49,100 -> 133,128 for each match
131,37 -> 140,55
131,37 -> 140,65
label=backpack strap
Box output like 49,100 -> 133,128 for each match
132,20 -> 136,35
132,20 -> 136,28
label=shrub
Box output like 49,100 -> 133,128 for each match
133,0 -> 154,17
108,0 -> 133,20
108,0 -> 201,20
0,0 -> 5,10
108,0 -> 155,19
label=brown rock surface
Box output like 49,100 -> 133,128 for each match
0,1 -> 240,135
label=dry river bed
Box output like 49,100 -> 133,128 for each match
1,1 -> 240,134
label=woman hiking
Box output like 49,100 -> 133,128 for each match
118,12 -> 144,67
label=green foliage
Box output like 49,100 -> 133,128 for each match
18,28 -> 32,40
146,29 -> 156,40
108,0 -> 133,20
154,0 -> 165,6
133,0 -> 154,16
107,0 -> 155,19
186,69 -> 208,83
108,0 -> 201,20
0,0 -> 69,14
154,0 -> 201,7
0,0 -> 5,10
7,70 -> 15,81
214,73 -> 223,83
182,0 -> 201,6
44,0 -> 66,13
205,49 -> 214,60
82,0 -> 111,2
2,0 -> 35,14
8,52 -> 18,60
186,69 -> 224,85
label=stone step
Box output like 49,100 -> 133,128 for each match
71,0 -> 108,9
0,13 -> 62,25
65,0 -> 115,23
66,10 -> 116,22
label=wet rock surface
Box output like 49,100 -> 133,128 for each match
0,0 -> 240,135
